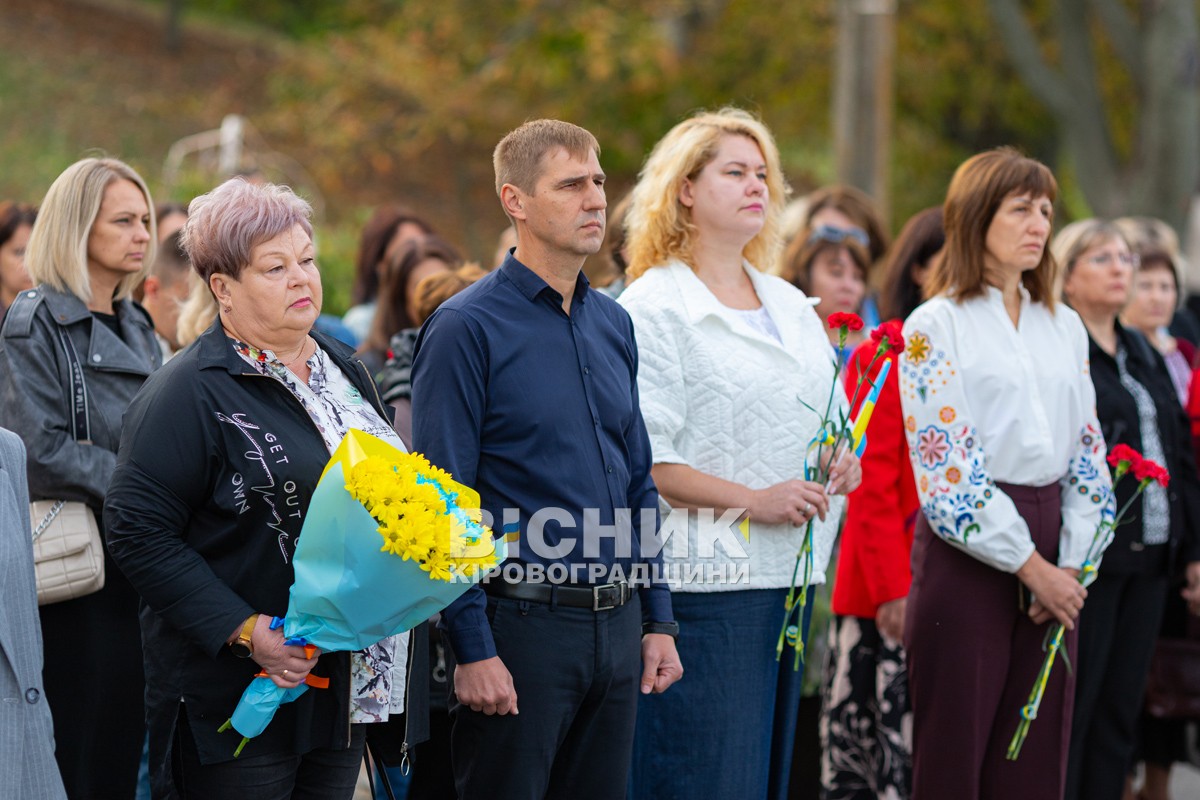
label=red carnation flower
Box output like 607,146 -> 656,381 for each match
1148,461 -> 1170,488
828,312 -> 864,332
870,320 -> 905,355
1106,444 -> 1143,470
1131,456 -> 1161,483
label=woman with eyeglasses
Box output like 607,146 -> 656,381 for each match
801,186 -> 891,329
1053,219 -> 1200,800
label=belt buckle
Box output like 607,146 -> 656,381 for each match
592,582 -> 621,611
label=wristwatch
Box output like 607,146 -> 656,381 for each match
642,621 -> 680,639
229,614 -> 258,658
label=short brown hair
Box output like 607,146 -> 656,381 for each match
926,147 -> 1058,308
493,119 -> 600,198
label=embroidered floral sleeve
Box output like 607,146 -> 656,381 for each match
1057,329 -> 1115,570
900,308 -> 1036,573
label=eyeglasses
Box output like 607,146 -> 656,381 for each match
807,224 -> 870,249
1083,251 -> 1140,269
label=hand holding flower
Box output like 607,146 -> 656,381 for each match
250,617 -> 321,689
826,449 -> 863,496
1016,554 -> 1086,630
748,479 -> 829,526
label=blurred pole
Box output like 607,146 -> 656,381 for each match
219,115 -> 244,177
165,0 -> 183,52
832,0 -> 896,225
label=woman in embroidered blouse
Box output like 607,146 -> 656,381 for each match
898,148 -> 1113,800
1053,220 -> 1200,800
619,108 -> 862,800
105,179 -> 424,798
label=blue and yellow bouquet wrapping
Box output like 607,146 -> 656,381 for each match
219,429 -> 503,755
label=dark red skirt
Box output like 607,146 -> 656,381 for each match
905,482 -> 1076,800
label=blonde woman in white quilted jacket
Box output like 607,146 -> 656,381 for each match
619,108 -> 862,800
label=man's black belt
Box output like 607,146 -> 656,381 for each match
484,579 -> 633,611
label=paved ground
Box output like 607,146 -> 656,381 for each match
1167,761 -> 1200,796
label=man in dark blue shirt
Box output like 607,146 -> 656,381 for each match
412,119 -> 682,799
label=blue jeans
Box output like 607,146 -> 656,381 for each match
629,588 -> 813,800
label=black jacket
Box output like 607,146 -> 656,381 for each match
105,320 -> 428,787
0,285 -> 161,513
1089,323 -> 1200,574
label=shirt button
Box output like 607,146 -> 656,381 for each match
607,465 -> 614,474
92,354 -> 102,363
25,688 -> 39,704
583,367 -> 590,375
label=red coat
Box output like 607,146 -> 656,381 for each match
831,333 -> 920,618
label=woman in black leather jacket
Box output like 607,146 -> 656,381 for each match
0,157 -> 162,798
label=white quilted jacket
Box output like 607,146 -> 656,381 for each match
620,260 -> 846,592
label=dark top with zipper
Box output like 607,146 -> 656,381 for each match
1089,322 -> 1200,574
105,318 -> 427,792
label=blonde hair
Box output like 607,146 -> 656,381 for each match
1050,218 -> 1127,303
626,108 -> 790,279
493,119 -> 600,198
26,157 -> 156,303
412,263 -> 488,325
174,269 -> 218,349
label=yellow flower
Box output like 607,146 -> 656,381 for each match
346,451 -> 498,582
906,332 -> 931,365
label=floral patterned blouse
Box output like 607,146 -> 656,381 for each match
234,338 -> 409,724
899,287 -> 1115,573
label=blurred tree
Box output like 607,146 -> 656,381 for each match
988,0 -> 1199,232
256,0 -> 835,256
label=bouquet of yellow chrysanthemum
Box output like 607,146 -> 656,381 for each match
219,429 -> 502,756
344,453 -> 498,582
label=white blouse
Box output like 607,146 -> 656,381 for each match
234,341 -> 409,724
620,260 -> 846,592
899,287 -> 1114,573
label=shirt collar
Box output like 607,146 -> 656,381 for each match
499,252 -> 591,307
39,285 -> 92,324
667,259 -> 816,327
983,282 -> 1032,305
